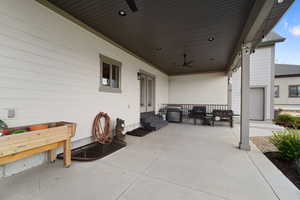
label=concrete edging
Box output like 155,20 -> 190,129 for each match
247,142 -> 300,199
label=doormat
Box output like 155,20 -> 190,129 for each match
57,141 -> 126,161
126,127 -> 152,137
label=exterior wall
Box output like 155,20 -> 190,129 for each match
0,0 -> 168,177
274,76 -> 300,110
168,72 -> 228,104
231,46 -> 275,120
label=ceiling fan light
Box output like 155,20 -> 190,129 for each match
118,10 -> 127,16
208,36 -> 215,42
277,0 -> 284,4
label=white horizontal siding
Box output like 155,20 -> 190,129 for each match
168,72 -> 228,104
231,46 -> 274,120
0,0 -> 168,176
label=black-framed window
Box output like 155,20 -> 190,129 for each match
289,85 -> 300,97
99,54 -> 121,93
274,85 -> 279,98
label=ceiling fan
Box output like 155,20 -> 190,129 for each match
125,0 -> 138,12
176,54 -> 194,68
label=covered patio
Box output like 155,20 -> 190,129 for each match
1,124 -> 299,200
33,0 -> 294,150
0,0 -> 299,199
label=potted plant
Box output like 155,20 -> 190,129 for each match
0,119 -> 8,136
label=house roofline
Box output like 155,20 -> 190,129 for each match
258,36 -> 286,47
275,74 -> 300,78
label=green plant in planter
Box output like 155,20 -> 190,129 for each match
0,119 -> 8,129
11,129 -> 27,134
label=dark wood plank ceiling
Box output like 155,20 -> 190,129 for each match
46,0 -> 255,75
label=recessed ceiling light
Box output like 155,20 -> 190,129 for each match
208,36 -> 215,42
118,10 -> 127,16
277,0 -> 284,4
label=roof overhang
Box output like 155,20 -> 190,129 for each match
228,0 -> 294,74
258,32 -> 286,47
275,64 -> 300,77
37,0 -> 294,76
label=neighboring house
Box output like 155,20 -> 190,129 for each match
274,64 -> 300,112
231,32 -> 285,121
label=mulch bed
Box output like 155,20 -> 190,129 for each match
251,136 -> 300,190
265,152 -> 300,190
126,127 -> 152,137
251,136 -> 277,153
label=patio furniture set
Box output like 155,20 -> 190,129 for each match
159,104 -> 234,127
189,106 -> 234,127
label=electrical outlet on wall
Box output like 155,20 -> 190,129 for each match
7,109 -> 15,118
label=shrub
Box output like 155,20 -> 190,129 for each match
270,129 -> 300,161
275,114 -> 300,127
276,114 -> 293,124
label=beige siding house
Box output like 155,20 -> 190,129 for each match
274,64 -> 300,113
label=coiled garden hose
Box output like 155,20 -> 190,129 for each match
92,112 -> 113,144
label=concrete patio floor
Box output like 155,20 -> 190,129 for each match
0,123 -> 299,200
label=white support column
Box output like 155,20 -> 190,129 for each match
239,44 -> 251,151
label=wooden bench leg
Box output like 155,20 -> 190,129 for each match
63,138 -> 71,168
48,149 -> 56,163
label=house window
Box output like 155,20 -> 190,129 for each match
289,85 -> 300,97
274,85 -> 279,98
99,55 -> 121,93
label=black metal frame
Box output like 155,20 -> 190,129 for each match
212,110 -> 234,127
160,104 -> 231,117
159,104 -> 233,127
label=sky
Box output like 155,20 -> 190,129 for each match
273,0 -> 300,65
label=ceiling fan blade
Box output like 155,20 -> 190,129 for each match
186,60 -> 194,65
125,0 -> 138,12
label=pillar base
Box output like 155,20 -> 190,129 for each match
239,142 -> 251,151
